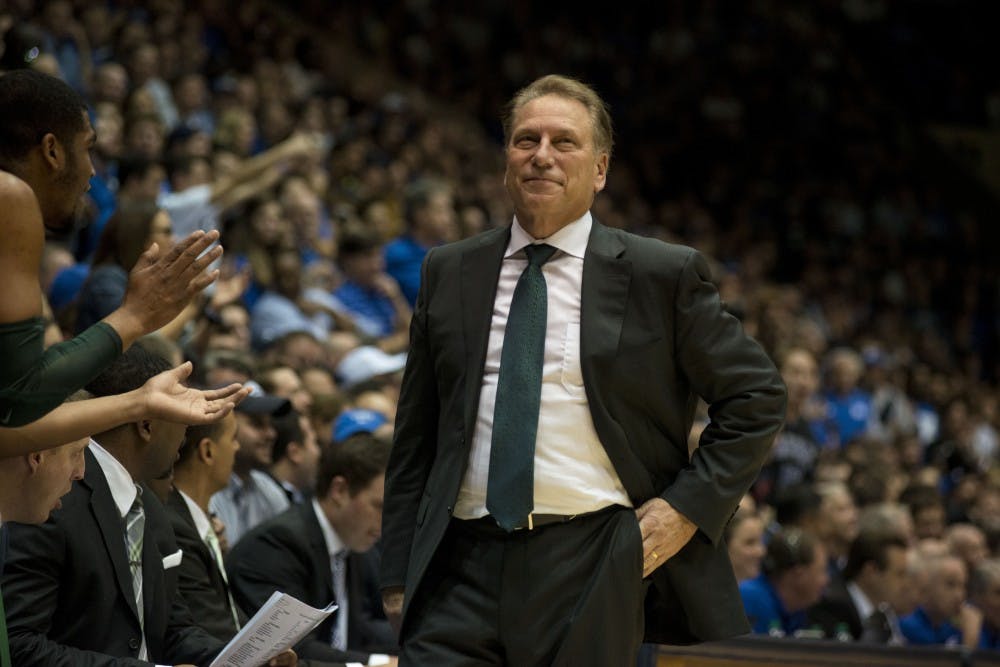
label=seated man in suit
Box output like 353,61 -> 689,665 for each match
1,346 -> 296,666
167,411 -> 248,642
0,396 -> 89,525
740,528 -> 829,637
228,434 -> 397,665
268,409 -> 322,504
209,381 -> 292,546
808,532 -> 909,643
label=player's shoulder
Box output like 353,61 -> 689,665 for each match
0,170 -> 44,228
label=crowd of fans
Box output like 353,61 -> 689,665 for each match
2,0 -> 999,658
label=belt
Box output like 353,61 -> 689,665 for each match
453,507 -> 618,537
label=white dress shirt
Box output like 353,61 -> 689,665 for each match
454,213 -> 630,519
89,439 -> 138,519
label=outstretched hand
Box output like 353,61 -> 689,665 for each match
140,362 -> 250,425
636,497 -> 697,577
116,229 -> 224,340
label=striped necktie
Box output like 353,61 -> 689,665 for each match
125,493 -> 148,661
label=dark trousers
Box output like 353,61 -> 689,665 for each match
400,506 -> 647,667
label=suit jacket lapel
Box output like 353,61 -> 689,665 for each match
581,221 -> 630,366
85,448 -> 143,626
302,504 -> 333,600
460,226 -> 510,440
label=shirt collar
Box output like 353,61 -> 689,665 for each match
89,439 -> 138,519
506,212 -> 592,260
178,488 -> 213,541
311,497 -> 346,558
846,581 -> 875,621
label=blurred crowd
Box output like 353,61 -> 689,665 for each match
3,0 -> 999,655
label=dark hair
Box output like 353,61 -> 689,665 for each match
272,409 -> 304,462
315,433 -> 390,497
899,484 -> 945,516
0,70 -> 88,170
762,528 -> 819,577
177,414 -> 223,468
85,344 -> 173,397
337,225 -> 381,259
773,483 -> 822,527
91,198 -> 164,272
117,153 -> 161,188
842,533 -> 908,582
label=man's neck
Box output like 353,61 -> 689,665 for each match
95,438 -> 141,481
171,470 -> 214,514
269,461 -> 300,492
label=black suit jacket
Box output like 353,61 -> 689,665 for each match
226,503 -> 396,664
1,448 -> 224,666
164,487 -> 247,643
381,221 -> 787,645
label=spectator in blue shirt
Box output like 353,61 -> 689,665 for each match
823,347 -> 873,447
383,177 -> 457,307
900,554 -> 966,645
740,528 -> 830,637
333,226 -> 411,352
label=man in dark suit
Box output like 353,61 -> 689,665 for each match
167,411 -> 248,642
380,74 -> 786,666
227,434 -> 396,665
1,347 -> 226,665
0,347 -> 296,666
808,532 -> 910,643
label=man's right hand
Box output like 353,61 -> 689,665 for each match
382,587 -> 405,638
105,229 -> 223,346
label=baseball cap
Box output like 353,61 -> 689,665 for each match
234,380 -> 292,417
332,408 -> 388,443
335,345 -> 406,390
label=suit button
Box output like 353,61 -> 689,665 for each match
128,638 -> 140,651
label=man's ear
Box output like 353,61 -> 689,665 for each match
40,132 -> 65,171
593,152 -> 609,193
198,437 -> 214,464
136,419 -> 154,443
26,451 -> 44,474
327,475 -> 349,506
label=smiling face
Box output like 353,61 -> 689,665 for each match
504,94 -> 608,238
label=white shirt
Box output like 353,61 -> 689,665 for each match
454,213 -> 630,519
846,581 -> 875,623
89,439 -> 138,519
178,490 -> 213,548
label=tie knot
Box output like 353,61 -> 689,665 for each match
524,243 -> 556,267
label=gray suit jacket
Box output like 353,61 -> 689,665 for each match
381,220 -> 786,645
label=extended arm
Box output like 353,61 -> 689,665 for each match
0,363 -> 248,456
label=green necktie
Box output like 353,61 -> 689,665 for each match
1,583 -> 10,667
486,243 -> 557,532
